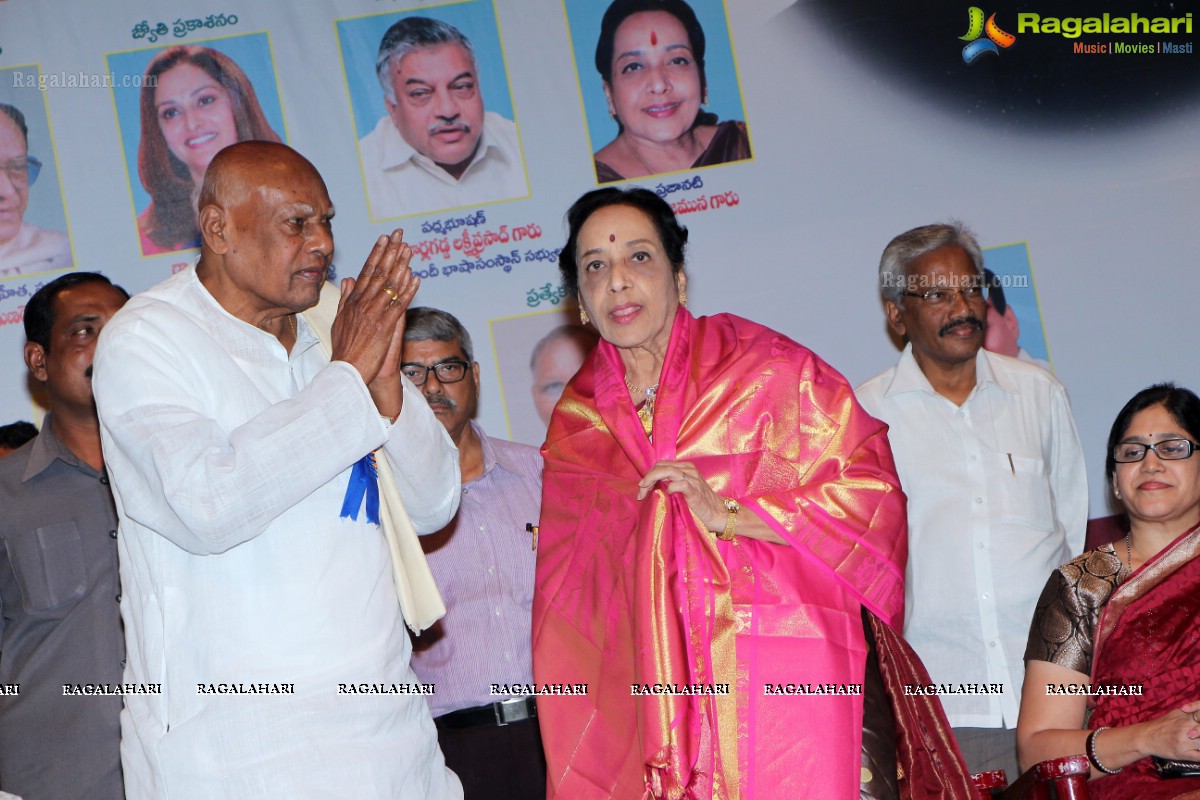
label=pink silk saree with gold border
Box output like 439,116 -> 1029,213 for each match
533,310 -> 908,798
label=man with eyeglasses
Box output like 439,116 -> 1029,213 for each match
401,307 -> 547,800
855,222 -> 1087,781
0,103 -> 72,278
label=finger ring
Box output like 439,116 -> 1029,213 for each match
381,286 -> 399,302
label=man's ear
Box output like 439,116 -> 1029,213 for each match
884,300 -> 907,339
1004,306 -> 1020,340
199,204 -> 230,254
24,341 -> 49,384
384,93 -> 404,131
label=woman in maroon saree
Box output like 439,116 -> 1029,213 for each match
1018,383 -> 1200,799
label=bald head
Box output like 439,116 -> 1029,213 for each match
199,141 -> 324,213
194,141 -> 335,326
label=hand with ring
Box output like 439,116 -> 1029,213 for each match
636,460 -> 786,545
637,460 -> 730,533
329,229 -> 418,419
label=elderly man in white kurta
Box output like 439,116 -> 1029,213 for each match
94,142 -> 463,799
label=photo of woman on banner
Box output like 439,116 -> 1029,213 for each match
110,38 -> 285,256
580,0 -> 751,184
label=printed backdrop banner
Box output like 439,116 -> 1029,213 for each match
0,0 -> 1196,514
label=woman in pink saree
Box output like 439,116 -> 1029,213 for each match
1018,383 -> 1200,799
532,187 -> 972,799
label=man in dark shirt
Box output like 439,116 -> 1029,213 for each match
0,272 -> 128,800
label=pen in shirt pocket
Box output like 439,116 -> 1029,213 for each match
525,523 -> 538,551
1007,453 -> 1015,475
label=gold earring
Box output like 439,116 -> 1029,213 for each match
679,289 -> 688,308
580,308 -> 590,325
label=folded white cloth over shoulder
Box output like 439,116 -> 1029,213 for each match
303,281 -> 447,632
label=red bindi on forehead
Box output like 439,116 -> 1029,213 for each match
609,233 -> 616,242
650,30 -> 657,46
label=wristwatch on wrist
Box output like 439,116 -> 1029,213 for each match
716,498 -> 740,541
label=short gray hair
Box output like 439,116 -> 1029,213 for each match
403,306 -> 474,363
878,221 -> 984,306
375,17 -> 475,104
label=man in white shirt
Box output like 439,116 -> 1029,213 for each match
360,16 -> 528,219
94,141 -> 463,799
0,103 -> 72,278
855,222 -> 1087,780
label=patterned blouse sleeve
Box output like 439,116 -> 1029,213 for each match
1023,548 -> 1123,675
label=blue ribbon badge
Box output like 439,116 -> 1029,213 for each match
340,452 -> 381,525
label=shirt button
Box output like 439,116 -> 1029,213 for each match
982,593 -> 990,600
487,567 -> 495,575
494,609 -> 501,617
462,487 -> 469,496
977,542 -> 986,550
115,594 -> 122,603
970,455 -> 977,462
975,497 -> 983,504
988,640 -> 997,648
99,475 -> 110,486
109,529 -> 118,539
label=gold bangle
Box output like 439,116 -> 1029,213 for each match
716,498 -> 739,541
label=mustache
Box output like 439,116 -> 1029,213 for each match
425,395 -> 458,411
429,120 -> 471,135
939,316 -> 984,337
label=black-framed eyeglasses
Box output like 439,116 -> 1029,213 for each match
0,156 -> 42,186
1112,438 -> 1199,463
903,283 -> 985,306
401,359 -> 469,386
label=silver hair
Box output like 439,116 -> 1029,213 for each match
877,221 -> 985,306
375,17 -> 476,104
403,306 -> 474,363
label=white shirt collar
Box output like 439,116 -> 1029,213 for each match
376,113 -> 512,180
883,343 -> 1018,400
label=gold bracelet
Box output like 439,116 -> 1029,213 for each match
716,498 -> 739,541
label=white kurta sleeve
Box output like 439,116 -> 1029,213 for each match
1049,382 -> 1089,556
95,323 -> 386,555
380,377 -> 461,533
